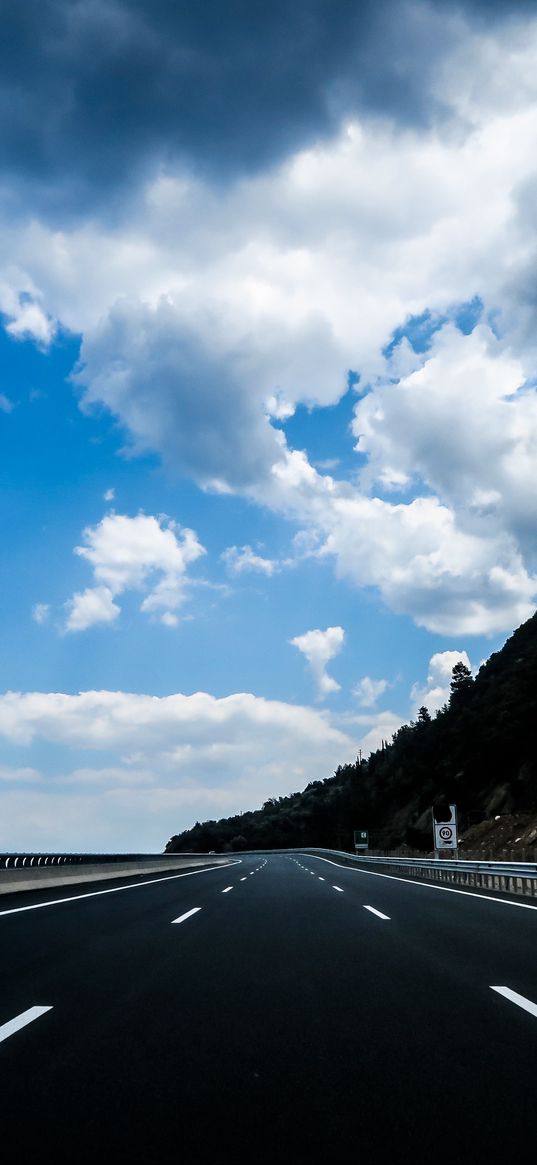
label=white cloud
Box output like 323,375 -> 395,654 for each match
354,325 -> 537,558
32,603 -> 50,625
65,585 -> 120,633
353,710 -> 405,756
3,21 -> 537,633
290,626 -> 345,697
0,688 -> 359,849
353,677 -> 389,707
103,488 -> 115,502
0,766 -> 42,783
258,448 -> 537,635
0,393 -> 13,413
64,511 -> 205,631
221,545 -> 279,576
161,612 -> 179,628
0,275 -> 55,346
411,650 -> 472,716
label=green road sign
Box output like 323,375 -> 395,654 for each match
354,830 -> 369,849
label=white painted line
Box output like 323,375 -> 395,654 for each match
332,885 -> 344,893
0,861 -> 241,919
318,877 -> 325,881
0,1005 -> 53,1044
171,907 -> 202,925
249,872 -> 254,876
364,905 -> 390,920
240,877 -> 247,882
302,854 -> 537,912
222,886 -> 233,893
490,986 -> 537,1019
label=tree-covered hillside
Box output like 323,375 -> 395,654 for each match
165,611 -> 537,854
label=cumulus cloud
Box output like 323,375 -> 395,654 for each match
347,710 -> 406,756
221,545 -> 279,577
65,586 -> 120,633
64,511 -> 205,631
103,488 -> 115,502
0,392 -> 13,413
0,275 -> 55,345
75,297 -> 288,489
354,325 -> 537,555
32,602 -> 50,625
259,448 -> 537,635
353,677 -> 389,707
0,765 -> 42,783
0,688 -> 358,848
411,650 -> 472,716
0,0 -> 491,210
2,9 -> 537,634
290,626 -> 345,697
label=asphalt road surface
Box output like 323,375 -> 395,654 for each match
1,853 -> 536,1163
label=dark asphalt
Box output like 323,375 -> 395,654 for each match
1,853 -> 536,1163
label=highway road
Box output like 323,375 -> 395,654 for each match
1,852 -> 536,1162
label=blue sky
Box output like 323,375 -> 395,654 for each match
1,0 -> 536,850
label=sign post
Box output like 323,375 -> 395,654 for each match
354,829 -> 369,851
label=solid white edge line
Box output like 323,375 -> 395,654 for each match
490,986 -> 537,1018
364,905 -> 390,920
0,861 -> 242,918
303,854 -> 537,911
0,1005 -> 53,1044
171,907 -> 202,925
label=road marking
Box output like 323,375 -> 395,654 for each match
0,861 -> 241,919
240,877 -> 247,881
302,854 -> 537,911
171,907 -> 201,925
332,885 -> 344,892
222,886 -> 233,893
364,905 -> 390,920
249,872 -> 254,875
0,1005 -> 52,1044
318,877 -> 325,881
490,986 -> 537,1018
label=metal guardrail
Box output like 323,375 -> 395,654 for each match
349,854 -> 537,878
325,851 -> 537,897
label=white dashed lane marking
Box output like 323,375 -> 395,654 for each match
171,907 -> 202,925
490,986 -> 537,1019
0,1006 -> 53,1044
363,905 -> 390,920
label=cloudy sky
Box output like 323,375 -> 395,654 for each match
1,0 -> 536,851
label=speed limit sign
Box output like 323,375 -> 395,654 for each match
434,821 -> 458,849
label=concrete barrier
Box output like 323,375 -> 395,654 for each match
0,855 -> 233,896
